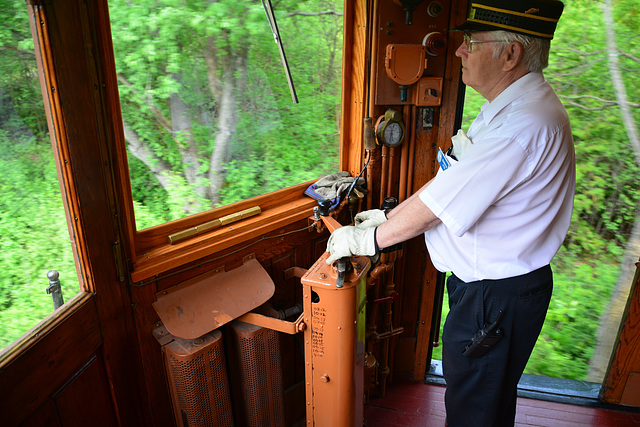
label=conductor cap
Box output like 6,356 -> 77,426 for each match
454,0 -> 564,39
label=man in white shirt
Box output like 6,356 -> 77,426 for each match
326,0 -> 574,425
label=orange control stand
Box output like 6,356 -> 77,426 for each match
301,252 -> 370,426
239,208 -> 370,426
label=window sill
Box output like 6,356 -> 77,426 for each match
130,182 -> 318,283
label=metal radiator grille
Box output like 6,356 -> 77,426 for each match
164,330 -> 234,427
230,320 -> 285,427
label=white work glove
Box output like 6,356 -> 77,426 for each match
314,171 -> 365,199
354,209 -> 387,228
326,226 -> 378,264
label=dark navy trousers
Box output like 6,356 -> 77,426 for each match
442,265 -> 553,427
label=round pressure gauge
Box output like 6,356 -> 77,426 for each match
383,122 -> 404,146
375,109 -> 406,147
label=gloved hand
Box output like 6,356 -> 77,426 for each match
326,226 -> 378,264
354,209 -> 387,228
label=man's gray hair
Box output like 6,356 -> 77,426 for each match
491,31 -> 551,73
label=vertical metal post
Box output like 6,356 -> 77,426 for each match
46,270 -> 64,310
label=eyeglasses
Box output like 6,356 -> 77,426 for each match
463,32 -> 509,53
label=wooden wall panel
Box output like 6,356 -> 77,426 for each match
601,261 -> 640,405
407,0 -> 467,381
270,252 -> 297,390
340,0 -> 368,176
130,281 -> 175,425
131,217 -> 331,426
621,372 -> 640,406
39,0 -> 150,423
21,400 -> 61,427
358,0 -> 467,381
17,354 -> 117,427
0,295 -> 101,427
55,355 -> 118,426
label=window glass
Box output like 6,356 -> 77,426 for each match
108,0 -> 344,230
0,1 -> 81,352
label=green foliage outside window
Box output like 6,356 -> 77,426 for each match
109,0 -> 344,229
0,0 -> 80,349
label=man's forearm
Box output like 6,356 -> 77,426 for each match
376,193 -> 440,249
386,177 -> 435,220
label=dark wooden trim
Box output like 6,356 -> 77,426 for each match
131,192 -> 318,283
27,0 -> 151,423
339,0 -> 368,176
411,0 -> 467,381
601,261 -> 640,404
0,294 -> 101,427
28,2 -> 90,291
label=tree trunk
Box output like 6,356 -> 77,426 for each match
205,35 -> 244,206
123,123 -> 174,191
207,66 -> 237,206
603,0 -> 639,165
169,87 -> 207,204
587,0 -> 640,382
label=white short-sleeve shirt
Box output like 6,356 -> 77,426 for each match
420,72 -> 575,282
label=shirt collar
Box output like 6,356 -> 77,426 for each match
479,72 -> 545,125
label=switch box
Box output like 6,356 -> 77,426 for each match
414,77 -> 443,106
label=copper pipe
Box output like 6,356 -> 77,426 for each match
368,0 -> 379,118
366,260 -> 392,364
406,106 -> 417,200
398,106 -> 411,202
387,146 -> 399,200
366,271 -> 383,350
366,147 -> 382,211
378,251 -> 397,397
368,261 -> 391,280
366,0 -> 380,211
398,142 -> 409,204
379,145 -> 389,204
387,247 -> 404,385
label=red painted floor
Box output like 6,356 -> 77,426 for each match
363,376 -> 640,426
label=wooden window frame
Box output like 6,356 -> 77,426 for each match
127,183 -> 319,283
99,1 -> 366,284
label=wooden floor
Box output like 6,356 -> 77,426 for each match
363,376 -> 640,427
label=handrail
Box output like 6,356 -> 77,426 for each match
46,270 -> 64,310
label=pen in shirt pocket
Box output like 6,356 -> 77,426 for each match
446,145 -> 458,161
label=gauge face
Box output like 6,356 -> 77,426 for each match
375,109 -> 406,147
383,122 -> 404,147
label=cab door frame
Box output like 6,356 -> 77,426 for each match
0,1 -> 148,425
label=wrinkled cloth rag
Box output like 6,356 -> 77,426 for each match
304,171 -> 366,210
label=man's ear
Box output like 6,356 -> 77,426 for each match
502,41 -> 524,72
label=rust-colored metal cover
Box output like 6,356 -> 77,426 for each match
163,330 -> 234,427
153,257 -> 275,339
229,320 -> 285,427
384,44 -> 426,86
